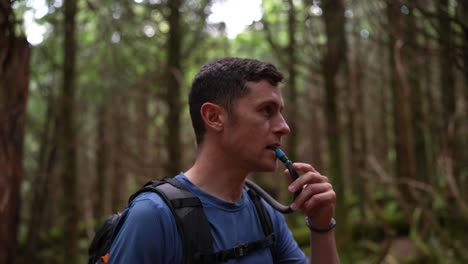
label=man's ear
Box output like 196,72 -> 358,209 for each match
200,102 -> 226,132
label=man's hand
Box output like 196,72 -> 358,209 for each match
286,163 -> 336,229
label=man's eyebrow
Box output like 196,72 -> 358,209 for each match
259,100 -> 284,111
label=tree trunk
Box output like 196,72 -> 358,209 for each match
406,7 -> 429,183
60,0 -> 79,261
24,94 -> 58,263
458,0 -> 468,192
321,0 -> 347,233
110,95 -> 129,212
437,0 -> 468,220
437,0 -> 456,177
0,5 -> 31,260
165,0 -> 183,176
307,84 -> 323,173
387,1 -> 418,204
134,85 -> 151,184
422,31 -> 438,185
95,103 -> 110,220
285,0 -> 298,161
349,34 -> 367,218
376,35 -> 391,172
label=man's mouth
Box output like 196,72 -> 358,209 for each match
266,145 -> 279,151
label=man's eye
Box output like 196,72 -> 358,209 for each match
261,107 -> 273,116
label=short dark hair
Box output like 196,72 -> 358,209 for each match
189,57 -> 284,145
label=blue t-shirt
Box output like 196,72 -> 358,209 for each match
109,173 -> 307,263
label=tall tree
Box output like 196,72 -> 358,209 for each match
406,3 -> 429,182
285,0 -> 298,161
165,0 -> 183,176
437,0 -> 468,221
348,30 -> 367,218
60,0 -> 79,261
387,1 -> 418,204
24,93 -> 59,263
321,0 -> 347,230
110,94 -> 130,212
0,2 -> 31,263
437,0 -> 456,176
94,103 -> 109,220
458,0 -> 468,192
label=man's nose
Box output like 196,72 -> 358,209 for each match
275,114 -> 290,136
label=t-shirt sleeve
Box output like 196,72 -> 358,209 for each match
270,208 -> 308,263
108,193 -> 183,264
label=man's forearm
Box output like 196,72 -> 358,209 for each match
309,230 -> 340,264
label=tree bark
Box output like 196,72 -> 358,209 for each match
165,0 -> 183,176
321,0 -> 347,230
95,103 -> 110,220
349,34 -> 367,218
285,0 -> 298,161
406,7 -> 429,183
0,2 -> 31,263
24,94 -> 58,263
307,84 -> 323,173
437,0 -> 457,178
0,33 -> 30,264
110,95 -> 129,212
60,0 -> 79,261
387,1 -> 418,204
134,84 -> 151,184
421,29 -> 438,185
458,0 -> 468,193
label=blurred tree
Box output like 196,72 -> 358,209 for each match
459,0 -> 468,193
347,16 -> 367,219
165,0 -> 184,176
94,103 -> 110,221
405,2 -> 430,183
437,0 -> 456,179
321,0 -> 348,232
24,91 -> 60,262
436,0 -> 468,224
59,0 -> 79,262
387,0 -> 418,204
0,1 -> 31,263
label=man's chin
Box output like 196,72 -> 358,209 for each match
257,162 -> 278,172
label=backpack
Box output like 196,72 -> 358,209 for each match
88,177 -> 277,264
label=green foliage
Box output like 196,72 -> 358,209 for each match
291,226 -> 310,247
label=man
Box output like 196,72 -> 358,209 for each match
109,58 -> 339,263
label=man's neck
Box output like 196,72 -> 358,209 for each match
184,145 -> 249,203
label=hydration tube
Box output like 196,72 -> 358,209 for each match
244,146 -> 302,214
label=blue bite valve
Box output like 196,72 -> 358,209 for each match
268,146 -> 302,200
271,147 -> 289,163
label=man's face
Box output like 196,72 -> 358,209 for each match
221,80 -> 290,172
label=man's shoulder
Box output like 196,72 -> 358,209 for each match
113,191 -> 178,240
128,191 -> 172,213
128,177 -> 188,208
109,186 -> 184,263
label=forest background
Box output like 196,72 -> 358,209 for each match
1,0 -> 467,263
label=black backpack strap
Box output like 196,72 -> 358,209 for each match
197,187 -> 278,263
247,187 -> 278,263
128,177 -> 214,264
195,233 -> 275,263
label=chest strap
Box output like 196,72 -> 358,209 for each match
195,233 -> 275,263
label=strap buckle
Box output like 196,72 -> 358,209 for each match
234,243 -> 249,258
